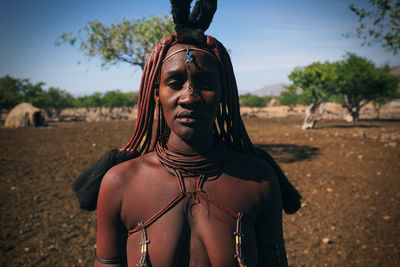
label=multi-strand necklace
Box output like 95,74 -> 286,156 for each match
154,137 -> 228,178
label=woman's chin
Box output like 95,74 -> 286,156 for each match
171,127 -> 212,144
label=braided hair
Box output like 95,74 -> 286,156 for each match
73,0 -> 301,213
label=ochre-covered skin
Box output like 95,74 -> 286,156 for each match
95,45 -> 287,266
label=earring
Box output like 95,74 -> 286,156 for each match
187,84 -> 193,94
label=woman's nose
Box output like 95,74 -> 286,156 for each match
177,81 -> 202,107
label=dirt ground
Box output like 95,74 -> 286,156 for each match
0,117 -> 399,266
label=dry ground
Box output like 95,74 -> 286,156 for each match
0,117 -> 399,266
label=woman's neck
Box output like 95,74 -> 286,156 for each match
166,132 -> 215,154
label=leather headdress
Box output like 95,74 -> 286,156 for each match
171,0 -> 217,44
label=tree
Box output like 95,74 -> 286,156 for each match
57,15 -> 175,70
336,53 -> 399,121
20,81 -> 46,106
372,86 -> 400,119
0,75 -> 47,110
126,92 -> 139,107
0,76 -> 26,109
75,92 -> 103,108
73,91 -> 139,108
103,90 -> 129,108
38,87 -> 75,116
346,0 -> 400,54
0,75 -> 76,114
286,62 -> 338,129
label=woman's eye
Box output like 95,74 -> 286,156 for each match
168,81 -> 181,90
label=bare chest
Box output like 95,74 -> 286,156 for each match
121,173 -> 264,266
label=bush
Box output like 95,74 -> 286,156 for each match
278,90 -> 299,107
239,94 -> 272,107
74,91 -> 139,108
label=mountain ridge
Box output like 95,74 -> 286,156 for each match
251,82 -> 289,96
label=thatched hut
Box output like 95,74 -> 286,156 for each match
4,102 -> 45,128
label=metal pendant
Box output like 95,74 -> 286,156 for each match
188,84 -> 194,94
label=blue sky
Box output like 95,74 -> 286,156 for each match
1,0 -> 399,96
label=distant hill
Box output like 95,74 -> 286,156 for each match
251,83 -> 289,96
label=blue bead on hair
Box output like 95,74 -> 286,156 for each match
185,46 -> 193,63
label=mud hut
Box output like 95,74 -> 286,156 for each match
4,102 -> 45,128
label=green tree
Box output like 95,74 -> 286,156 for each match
57,15 -> 175,70
0,75 -> 26,109
75,92 -> 103,108
126,92 -> 139,107
38,87 -> 75,115
286,62 -> 338,129
336,53 -> 399,121
73,91 -> 138,108
0,75 -> 76,114
372,75 -> 400,119
0,75 -> 48,109
21,81 -> 45,105
346,0 -> 400,54
103,90 -> 129,107
287,62 -> 338,105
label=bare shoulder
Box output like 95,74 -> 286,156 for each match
104,151 -> 157,180
98,152 -> 159,207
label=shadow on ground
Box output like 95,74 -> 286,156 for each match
315,119 -> 400,129
255,144 -> 320,163
316,124 -> 379,129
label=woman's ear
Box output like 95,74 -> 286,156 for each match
154,87 -> 160,103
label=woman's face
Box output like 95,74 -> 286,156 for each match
158,44 -> 222,143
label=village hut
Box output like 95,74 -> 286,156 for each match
4,102 -> 45,128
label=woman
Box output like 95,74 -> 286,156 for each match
73,1 -> 300,266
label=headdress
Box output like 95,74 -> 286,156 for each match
170,0 -> 217,44
73,0 -> 301,214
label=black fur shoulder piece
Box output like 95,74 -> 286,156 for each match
72,148 -> 138,210
170,0 -> 217,43
253,147 -> 302,214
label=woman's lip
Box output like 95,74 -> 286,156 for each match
176,117 -> 198,123
175,111 -> 201,120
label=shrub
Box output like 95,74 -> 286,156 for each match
239,94 -> 271,107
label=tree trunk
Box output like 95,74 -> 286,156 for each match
344,106 -> 360,122
376,108 -> 381,120
373,104 -> 382,120
302,101 -> 323,130
351,110 -> 359,121
343,95 -> 362,122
